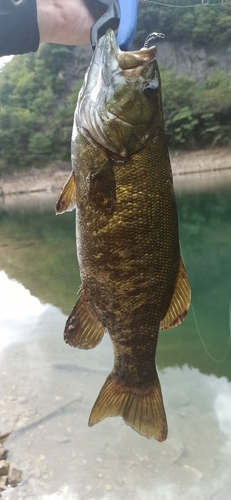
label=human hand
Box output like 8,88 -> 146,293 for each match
37,0 -> 94,45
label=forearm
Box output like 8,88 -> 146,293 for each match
0,0 -> 95,57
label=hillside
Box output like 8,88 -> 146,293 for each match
0,1 -> 231,172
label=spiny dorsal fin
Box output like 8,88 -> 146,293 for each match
89,372 -> 167,442
56,171 -> 76,214
160,259 -> 191,330
64,289 -> 105,349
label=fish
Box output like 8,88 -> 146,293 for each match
56,30 -> 191,441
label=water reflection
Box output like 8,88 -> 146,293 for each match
1,176 -> 231,499
1,293 -> 231,500
1,186 -> 231,378
0,196 -> 79,315
0,271 -> 49,350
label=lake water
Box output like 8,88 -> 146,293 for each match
1,172 -> 231,500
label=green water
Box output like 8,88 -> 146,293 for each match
1,179 -> 231,500
1,182 -> 231,380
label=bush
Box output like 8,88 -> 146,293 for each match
161,69 -> 231,148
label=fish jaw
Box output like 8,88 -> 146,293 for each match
76,30 -> 163,158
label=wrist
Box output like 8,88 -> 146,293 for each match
36,0 -> 94,46
36,0 -> 55,44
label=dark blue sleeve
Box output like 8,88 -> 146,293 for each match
0,0 -> 39,56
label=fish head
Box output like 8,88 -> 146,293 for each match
76,30 -> 163,158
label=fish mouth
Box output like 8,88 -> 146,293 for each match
81,30 -> 157,105
76,30 -> 158,156
101,29 -> 156,74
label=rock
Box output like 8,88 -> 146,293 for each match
7,464 -> 23,486
0,475 -> 8,492
56,436 -> 70,444
0,446 -> 8,461
32,468 -> 41,479
105,484 -> 112,491
0,431 -> 10,443
153,39 -> 230,83
0,461 -> 9,477
183,464 -> 204,479
18,396 -> 27,404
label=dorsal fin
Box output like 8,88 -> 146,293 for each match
160,259 -> 191,330
56,171 -> 76,214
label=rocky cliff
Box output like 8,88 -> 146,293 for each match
154,40 -> 230,82
69,40 -> 230,84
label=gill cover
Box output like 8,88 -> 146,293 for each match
76,30 -> 163,158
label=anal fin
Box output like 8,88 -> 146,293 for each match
89,372 -> 167,442
56,171 -> 76,214
160,259 -> 191,330
64,289 -> 105,349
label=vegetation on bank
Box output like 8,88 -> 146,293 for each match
161,68 -> 231,148
137,1 -> 231,47
0,2 -> 231,171
0,45 -> 81,172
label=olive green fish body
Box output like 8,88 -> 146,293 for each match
57,31 -> 191,441
75,130 -> 179,366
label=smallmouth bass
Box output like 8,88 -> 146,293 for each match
57,30 -> 191,441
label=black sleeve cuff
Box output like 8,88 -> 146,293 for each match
0,0 -> 39,56
84,0 -> 107,22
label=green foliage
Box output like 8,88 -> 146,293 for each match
1,2 -> 231,171
136,3 -> 231,47
161,69 -> 197,146
166,106 -> 198,147
160,68 -> 231,148
0,44 -> 79,171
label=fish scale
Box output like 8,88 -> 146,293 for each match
56,30 -> 191,441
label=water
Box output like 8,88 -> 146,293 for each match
1,173 -> 231,500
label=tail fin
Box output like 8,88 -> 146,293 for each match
88,373 -> 167,441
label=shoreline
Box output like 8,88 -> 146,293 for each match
0,148 -> 231,197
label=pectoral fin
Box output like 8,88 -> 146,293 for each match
160,259 -> 191,330
86,162 -> 116,214
64,289 -> 105,349
56,171 -> 76,214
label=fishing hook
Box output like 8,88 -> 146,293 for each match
144,32 -> 165,48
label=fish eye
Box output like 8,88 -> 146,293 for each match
143,81 -> 157,99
